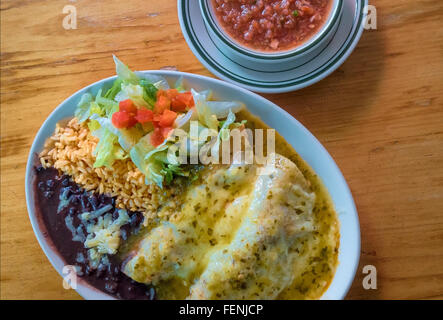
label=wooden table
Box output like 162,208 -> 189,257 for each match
1,0 -> 442,300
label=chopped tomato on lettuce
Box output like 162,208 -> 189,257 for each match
74,55 -> 246,187
154,94 -> 171,114
158,109 -> 177,128
135,109 -> 154,124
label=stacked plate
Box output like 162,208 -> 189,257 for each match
178,0 -> 368,93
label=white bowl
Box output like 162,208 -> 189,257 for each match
200,0 -> 344,64
25,71 -> 360,300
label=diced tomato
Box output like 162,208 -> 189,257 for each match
154,95 -> 171,114
150,127 -> 165,147
161,126 -> 173,139
301,6 -> 314,15
156,89 -> 165,99
158,109 -> 177,127
181,92 -> 195,107
135,108 -> 154,124
112,111 -> 132,129
152,113 -> 162,125
127,116 -> 138,128
171,92 -> 194,111
165,89 -> 179,100
119,99 -> 137,115
171,98 -> 186,111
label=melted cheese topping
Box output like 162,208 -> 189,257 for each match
123,154 -> 320,299
122,110 -> 340,300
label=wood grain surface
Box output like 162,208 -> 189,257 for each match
1,0 -> 442,300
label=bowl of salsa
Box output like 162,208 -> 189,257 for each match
201,0 -> 343,62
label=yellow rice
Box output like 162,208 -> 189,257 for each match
39,118 -> 177,224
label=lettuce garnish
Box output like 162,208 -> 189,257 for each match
74,56 -> 246,187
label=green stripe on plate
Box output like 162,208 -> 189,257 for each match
202,14 -> 342,74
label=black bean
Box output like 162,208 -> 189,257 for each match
38,181 -> 46,191
76,265 -> 84,277
70,195 -> 80,205
77,224 -> 85,235
43,191 -> 54,199
130,213 -> 141,228
71,185 -> 80,194
98,262 -> 107,272
105,281 -> 118,294
80,196 -> 90,211
68,207 -> 77,216
95,268 -> 105,279
35,165 -> 44,173
84,266 -> 93,276
61,178 -> 70,187
61,187 -> 72,198
88,196 -> 98,211
99,193 -> 107,204
46,180 -> 55,188
112,266 -> 120,276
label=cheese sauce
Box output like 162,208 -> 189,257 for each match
122,109 -> 340,300
239,110 -> 340,299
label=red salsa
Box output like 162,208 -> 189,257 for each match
212,0 -> 333,52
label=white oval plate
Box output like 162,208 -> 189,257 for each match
178,0 -> 368,93
26,71 -> 360,300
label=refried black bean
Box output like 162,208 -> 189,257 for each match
34,166 -> 155,300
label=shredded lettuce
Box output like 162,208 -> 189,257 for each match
162,164 -> 187,184
174,108 -> 198,131
206,101 -> 245,119
115,83 -> 150,108
75,89 -> 119,124
220,119 -> 247,129
231,119 -> 247,129
193,89 -> 219,130
88,119 -> 101,132
92,126 -> 126,168
90,114 -> 143,152
130,134 -> 165,187
75,93 -> 94,123
129,132 -> 191,187
113,55 -> 139,84
144,140 -> 169,162
198,89 -> 212,101
138,73 -> 170,90
211,110 -> 236,160
73,55 -> 250,187
104,79 -> 122,100
140,79 -> 157,107
95,90 -> 119,117
175,77 -> 186,92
